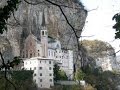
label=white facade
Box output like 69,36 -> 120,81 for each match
23,57 -> 54,88
96,57 -> 112,71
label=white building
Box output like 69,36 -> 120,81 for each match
96,57 -> 112,71
95,48 -> 116,71
22,11 -> 74,88
24,57 -> 54,88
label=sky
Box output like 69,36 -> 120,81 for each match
80,0 -> 120,55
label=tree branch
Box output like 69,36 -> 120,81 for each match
0,52 -> 17,90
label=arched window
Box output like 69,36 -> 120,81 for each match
26,50 -> 28,58
38,53 -> 40,56
23,51 -> 24,58
30,53 -> 32,58
49,51 -> 50,56
42,31 -> 44,35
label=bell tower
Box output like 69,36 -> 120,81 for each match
41,10 -> 48,57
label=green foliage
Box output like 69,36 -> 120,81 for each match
11,70 -> 33,81
0,70 -> 36,90
58,70 -> 68,80
84,65 -> 118,90
54,64 -> 68,81
74,68 -> 85,80
113,13 -> 120,39
54,64 -> 60,81
52,84 -> 95,90
0,0 -> 20,34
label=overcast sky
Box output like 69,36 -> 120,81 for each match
80,0 -> 120,55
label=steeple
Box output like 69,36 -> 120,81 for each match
41,10 -> 46,27
29,17 -> 33,35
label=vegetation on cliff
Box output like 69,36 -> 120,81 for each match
81,39 -> 115,59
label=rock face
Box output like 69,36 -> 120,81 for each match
81,40 -> 116,71
1,0 -> 87,64
0,36 -> 13,63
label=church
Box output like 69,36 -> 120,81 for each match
21,11 -> 73,88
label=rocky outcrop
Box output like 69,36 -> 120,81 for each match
1,0 -> 87,64
0,36 -> 13,63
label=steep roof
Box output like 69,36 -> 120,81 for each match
41,11 -> 46,27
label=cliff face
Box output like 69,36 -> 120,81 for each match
1,0 -> 87,63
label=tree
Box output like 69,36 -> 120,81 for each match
74,68 -> 85,80
112,13 -> 120,39
58,70 -> 68,80
53,63 -> 60,81
53,64 -> 68,81
74,68 -> 85,84
0,0 -> 20,34
0,70 -> 37,90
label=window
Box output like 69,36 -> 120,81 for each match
40,61 -> 41,63
26,50 -> 28,58
49,73 -> 52,76
49,51 -> 50,56
42,31 -> 44,35
38,53 -> 40,56
30,68 -> 32,70
50,79 -> 52,82
51,51 -> 53,56
41,84 -> 42,87
38,50 -> 39,52
39,67 -> 42,70
23,55 -> 24,58
34,79 -> 36,82
34,67 -> 36,70
23,51 -> 24,58
34,73 -> 36,76
26,53 -> 28,58
40,79 -> 42,82
49,67 -> 52,70
40,73 -> 42,76
25,62 -> 27,65
49,61 -> 51,64
45,31 -> 47,35
30,53 -> 32,58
